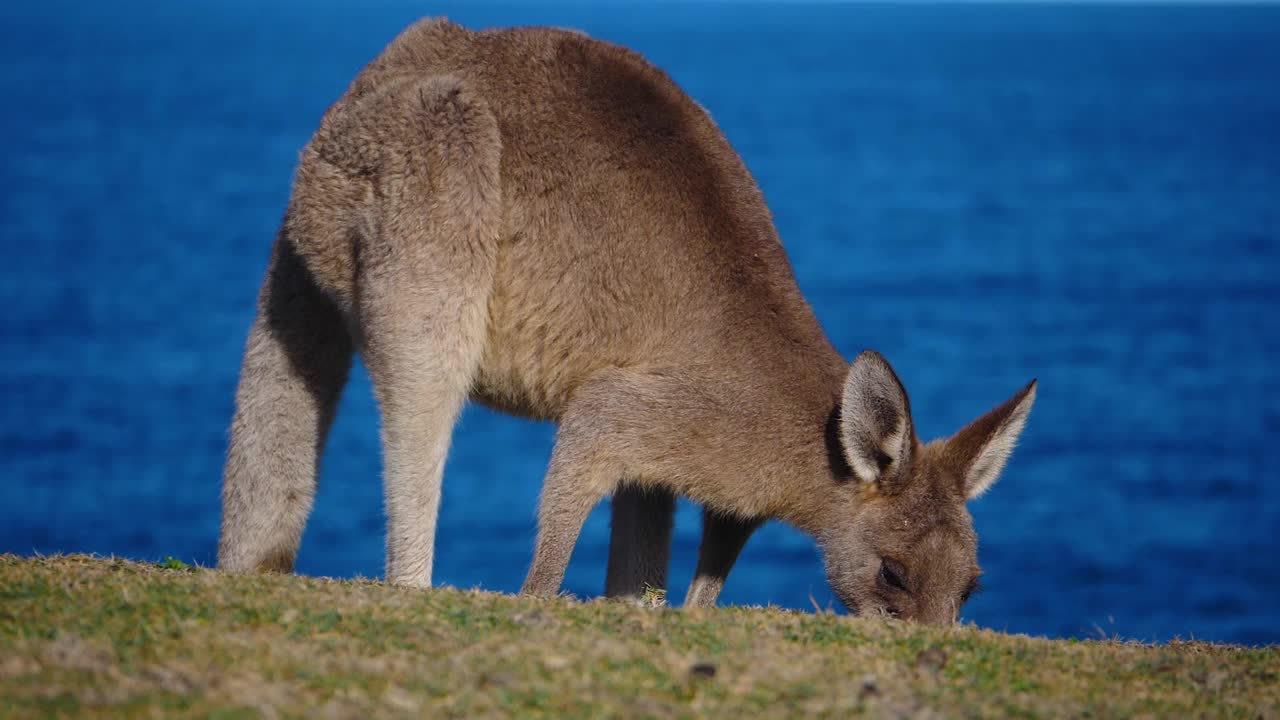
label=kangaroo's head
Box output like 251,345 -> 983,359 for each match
818,350 -> 1036,625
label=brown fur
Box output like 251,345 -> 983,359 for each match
217,18 -> 1037,623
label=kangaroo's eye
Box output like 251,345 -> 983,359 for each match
879,559 -> 908,592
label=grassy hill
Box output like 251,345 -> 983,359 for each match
0,555 -> 1274,718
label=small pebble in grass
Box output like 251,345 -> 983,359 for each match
915,647 -> 947,673
479,671 -> 515,688
858,674 -> 879,698
511,611 -> 546,627
690,663 -> 717,679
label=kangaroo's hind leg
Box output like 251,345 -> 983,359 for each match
218,233 -> 355,574
353,76 -> 502,588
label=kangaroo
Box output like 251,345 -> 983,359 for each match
217,18 -> 1037,624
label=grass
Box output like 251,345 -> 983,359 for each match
0,555 -> 1275,718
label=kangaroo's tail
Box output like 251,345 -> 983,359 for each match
217,77 -> 402,574
217,230 -> 354,573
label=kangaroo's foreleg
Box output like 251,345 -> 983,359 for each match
522,369 -> 659,597
218,236 -> 354,573
684,510 -> 762,608
520,436 -> 620,597
604,486 -> 676,600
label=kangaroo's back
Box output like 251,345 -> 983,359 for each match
328,19 -> 843,419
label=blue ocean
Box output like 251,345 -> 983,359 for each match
2,1 -> 1277,646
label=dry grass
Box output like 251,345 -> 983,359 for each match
0,554 -> 1275,718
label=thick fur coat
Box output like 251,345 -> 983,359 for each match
219,19 -> 1036,622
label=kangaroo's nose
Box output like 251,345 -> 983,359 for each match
917,604 -> 959,626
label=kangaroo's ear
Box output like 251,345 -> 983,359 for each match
840,350 -> 915,491
945,380 -> 1037,499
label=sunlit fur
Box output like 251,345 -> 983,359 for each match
216,18 -> 1037,619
